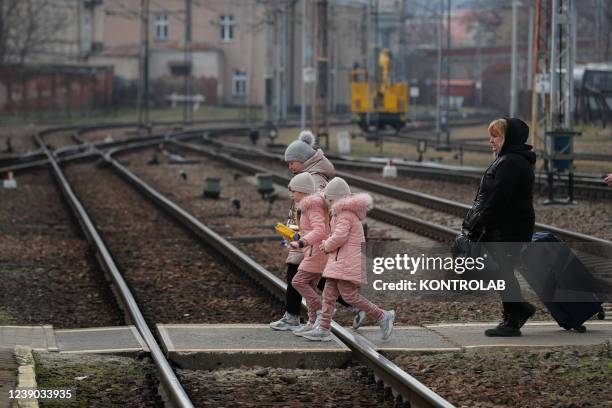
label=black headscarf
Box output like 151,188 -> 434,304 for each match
500,117 -> 536,164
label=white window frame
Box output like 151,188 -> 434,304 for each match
220,14 -> 234,42
155,13 -> 169,41
232,70 -> 247,97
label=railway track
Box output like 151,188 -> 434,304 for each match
173,139 -> 612,290
3,118 -> 609,200
369,124 -> 612,163
202,137 -> 612,250
1,121 -> 608,405
36,127 -> 194,407
323,157 -> 612,200
29,124 -> 455,408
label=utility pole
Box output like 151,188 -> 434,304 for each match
264,0 -> 275,127
545,0 -> 578,204
312,0 -> 329,149
527,5 -> 534,93
445,0 -> 451,145
77,0 -> 83,59
510,0 -> 518,117
246,1 -> 255,124
549,0 -> 560,127
275,4 -> 281,124
549,0 -> 575,130
331,2 -> 338,115
398,0 -> 407,81
183,0 -> 193,124
275,2 -> 287,123
365,0 -> 372,128
300,0 -> 307,129
138,0 -> 150,125
435,0 -> 443,143
597,0 -> 603,61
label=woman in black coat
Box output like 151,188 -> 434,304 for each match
463,117 -> 537,337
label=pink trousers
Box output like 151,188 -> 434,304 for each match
291,270 -> 322,323
319,278 -> 384,331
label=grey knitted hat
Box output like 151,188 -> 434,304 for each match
324,177 -> 351,201
288,172 -> 316,194
284,130 -> 316,162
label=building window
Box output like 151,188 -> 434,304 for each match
233,70 -> 247,96
220,15 -> 234,42
155,14 -> 169,41
169,62 -> 191,76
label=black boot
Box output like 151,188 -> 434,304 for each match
515,302 -> 536,329
484,313 -> 521,337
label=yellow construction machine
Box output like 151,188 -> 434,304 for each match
350,49 -> 409,132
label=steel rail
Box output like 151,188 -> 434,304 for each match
1,115 -> 477,169
0,124 -> 254,174
327,158 -> 609,189
174,141 -> 459,244
374,129 -> 612,162
206,139 -> 612,249
35,128 -> 195,408
104,142 -> 455,408
202,135 -> 610,198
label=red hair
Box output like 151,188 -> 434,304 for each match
488,119 -> 507,139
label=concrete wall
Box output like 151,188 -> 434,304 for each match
89,56 -> 139,80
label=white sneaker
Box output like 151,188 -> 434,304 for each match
352,308 -> 366,330
301,327 -> 333,342
293,322 -> 315,336
269,312 -> 300,331
294,310 -> 323,336
378,310 -> 395,340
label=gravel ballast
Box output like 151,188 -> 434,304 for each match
63,161 -> 282,324
178,365 -> 397,407
394,343 -> 612,407
0,169 -> 123,328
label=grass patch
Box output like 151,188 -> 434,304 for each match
0,105 -> 263,127
0,307 -> 14,324
34,352 -> 158,407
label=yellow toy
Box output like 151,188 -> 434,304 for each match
274,223 -> 300,245
350,48 -> 409,132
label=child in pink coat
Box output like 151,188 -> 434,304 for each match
286,173 -> 329,335
301,177 -> 395,342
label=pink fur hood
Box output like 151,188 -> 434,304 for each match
330,193 -> 373,221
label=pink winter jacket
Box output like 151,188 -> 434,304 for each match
322,193 -> 373,285
286,149 -> 335,265
297,194 -> 329,274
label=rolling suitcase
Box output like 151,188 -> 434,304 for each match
520,231 -> 605,332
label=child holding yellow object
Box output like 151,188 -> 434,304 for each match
284,173 -> 329,335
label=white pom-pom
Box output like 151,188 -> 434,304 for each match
298,130 -> 315,146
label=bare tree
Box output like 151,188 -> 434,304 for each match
458,0 -> 512,47
0,0 -> 69,65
